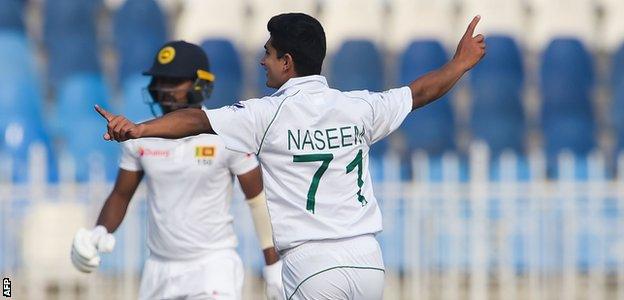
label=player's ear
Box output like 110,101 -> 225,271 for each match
282,53 -> 294,72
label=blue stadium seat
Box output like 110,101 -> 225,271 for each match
113,0 -> 167,83
471,112 -> 524,155
331,40 -> 383,91
51,74 -> 110,139
53,74 -> 116,181
63,117 -> 119,182
46,37 -> 100,88
43,0 -> 102,86
0,32 -> 49,180
0,0 -> 24,31
121,74 -> 154,122
0,30 -> 38,81
398,40 -> 455,155
611,44 -> 624,152
540,39 -> 594,111
470,36 -> 525,155
0,75 -> 44,123
399,40 -> 447,81
543,113 -> 595,156
471,36 -> 523,88
0,115 -> 57,183
540,38 -> 595,165
200,39 -> 243,109
56,74 -> 110,119
43,0 -> 101,43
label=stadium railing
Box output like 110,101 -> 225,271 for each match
1,142 -> 623,299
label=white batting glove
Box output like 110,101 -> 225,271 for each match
263,260 -> 284,300
71,225 -> 115,273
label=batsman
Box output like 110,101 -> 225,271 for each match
71,41 -> 284,300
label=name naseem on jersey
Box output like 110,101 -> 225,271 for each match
287,125 -> 365,151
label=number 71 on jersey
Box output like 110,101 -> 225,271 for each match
293,149 -> 367,213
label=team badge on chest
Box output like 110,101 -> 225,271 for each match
195,146 -> 216,165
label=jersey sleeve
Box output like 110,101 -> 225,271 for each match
118,140 -> 142,171
366,86 -> 413,144
204,99 -> 274,154
226,150 -> 260,175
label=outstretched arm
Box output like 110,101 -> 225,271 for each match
409,15 -> 486,110
95,105 -> 214,142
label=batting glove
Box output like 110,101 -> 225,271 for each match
71,225 -> 115,273
263,260 -> 284,300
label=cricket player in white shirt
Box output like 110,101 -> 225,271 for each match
93,13 -> 485,300
71,41 -> 283,300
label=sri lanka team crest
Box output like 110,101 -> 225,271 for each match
158,46 -> 175,64
195,146 -> 215,165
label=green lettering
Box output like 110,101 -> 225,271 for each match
346,149 -> 367,206
340,126 -> 353,147
354,126 -> 365,145
314,130 -> 326,150
326,128 -> 339,149
302,130 -> 315,151
288,129 -> 300,150
293,153 -> 334,213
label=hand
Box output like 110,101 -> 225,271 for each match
70,226 -> 115,273
263,260 -> 284,300
452,15 -> 486,72
95,105 -> 144,142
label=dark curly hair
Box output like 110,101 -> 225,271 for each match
267,13 -> 326,76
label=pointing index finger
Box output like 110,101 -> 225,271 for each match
465,15 -> 481,38
94,104 -> 113,122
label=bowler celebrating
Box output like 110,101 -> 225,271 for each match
94,14 -> 485,300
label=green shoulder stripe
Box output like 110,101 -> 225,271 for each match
257,91 -> 300,155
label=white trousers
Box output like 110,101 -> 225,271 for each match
138,249 -> 244,300
281,234 -> 385,300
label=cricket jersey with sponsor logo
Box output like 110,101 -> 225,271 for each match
205,75 -> 412,251
119,133 -> 258,260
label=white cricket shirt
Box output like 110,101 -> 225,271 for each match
205,75 -> 412,251
119,133 -> 258,260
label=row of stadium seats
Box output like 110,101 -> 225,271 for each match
2,0 -> 624,183
7,0 -> 624,54
2,35 -> 622,181
109,0 -> 624,53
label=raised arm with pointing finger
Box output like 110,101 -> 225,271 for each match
95,16 -> 485,143
94,14 -> 485,299
409,15 -> 485,110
